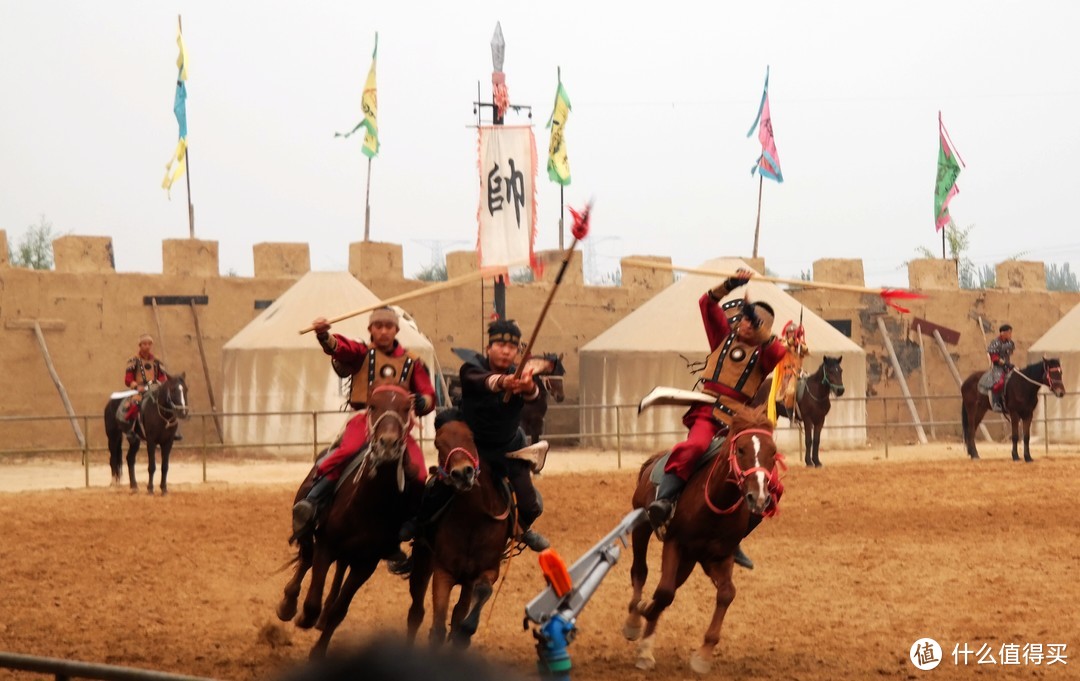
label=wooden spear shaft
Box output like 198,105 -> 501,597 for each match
620,258 -> 912,296
297,263 -> 524,334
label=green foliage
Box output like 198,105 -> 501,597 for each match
798,269 -> 812,281
1046,263 -> 1080,292
415,262 -> 448,282
8,215 -> 56,270
913,222 -> 1017,290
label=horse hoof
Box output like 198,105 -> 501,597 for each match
276,601 -> 297,622
147,487 -> 154,496
814,462 -> 823,468
1024,457 -> 1035,463
690,651 -> 712,675
160,486 -> 168,496
635,655 -> 656,671
295,613 -> 318,630
622,622 -> 642,641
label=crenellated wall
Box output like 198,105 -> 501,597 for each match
2,237 -> 1076,451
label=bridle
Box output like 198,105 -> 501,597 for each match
1010,360 -> 1064,393
364,384 -> 414,462
147,379 -> 185,427
704,427 -> 786,516
807,363 -> 843,401
437,446 -> 480,480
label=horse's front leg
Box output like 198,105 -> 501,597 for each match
802,421 -> 813,467
811,422 -> 823,467
126,440 -> 140,491
158,438 -> 173,495
1022,416 -> 1034,463
297,545 -> 333,630
1010,415 -> 1021,461
315,561 -> 346,631
406,545 -> 432,645
623,519 -> 652,641
428,567 -> 454,647
452,570 -> 497,648
690,558 -> 737,675
146,442 -> 157,495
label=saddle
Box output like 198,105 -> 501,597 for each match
649,435 -> 726,486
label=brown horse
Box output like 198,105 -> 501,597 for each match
623,404 -> 785,674
275,384 -> 430,658
752,356 -> 845,467
407,417 -> 516,648
103,373 -> 189,494
960,358 -> 1065,461
521,374 -> 566,445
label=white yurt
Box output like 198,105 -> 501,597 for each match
579,258 -> 868,451
221,272 -> 442,454
1028,302 -> 1080,442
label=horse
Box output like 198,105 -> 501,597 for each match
406,416 -> 516,648
275,384 -> 430,659
103,373 -> 189,494
521,353 -> 566,445
960,358 -> 1065,461
752,356 -> 845,467
623,404 -> 785,674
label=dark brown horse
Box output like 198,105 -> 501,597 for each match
961,358 -> 1065,461
103,373 -> 189,494
407,417 -> 516,648
623,404 -> 785,674
752,356 -> 845,467
275,384 -> 430,658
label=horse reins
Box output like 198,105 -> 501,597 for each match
703,428 -> 786,516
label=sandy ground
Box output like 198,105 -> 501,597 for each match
1,442 -> 1078,680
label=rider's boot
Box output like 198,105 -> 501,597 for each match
646,472 -> 686,530
291,475 -> 334,538
990,391 -> 1004,413
519,527 -> 551,552
121,417 -> 139,446
734,513 -> 765,570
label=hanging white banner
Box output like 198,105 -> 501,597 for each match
477,125 -> 538,272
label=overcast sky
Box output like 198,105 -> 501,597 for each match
3,1 -> 1078,287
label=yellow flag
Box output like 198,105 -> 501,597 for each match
360,36 -> 379,158
176,30 -> 188,82
162,138 -> 187,197
546,79 -> 571,185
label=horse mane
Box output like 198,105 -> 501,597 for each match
730,404 -> 771,433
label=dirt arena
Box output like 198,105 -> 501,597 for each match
1,445 -> 1078,680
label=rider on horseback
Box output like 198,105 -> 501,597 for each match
291,307 -> 436,537
778,320 -> 809,412
118,334 -> 169,445
399,319 -> 551,553
987,324 -> 1014,413
646,269 -> 786,569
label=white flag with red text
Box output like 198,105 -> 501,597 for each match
477,125 -> 538,273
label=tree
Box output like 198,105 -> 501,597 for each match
415,262 -> 448,281
8,215 -> 56,269
1046,263 -> 1080,292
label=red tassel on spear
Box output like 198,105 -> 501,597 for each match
879,289 -> 926,314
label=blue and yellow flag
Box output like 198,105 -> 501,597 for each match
162,25 -> 188,196
336,33 -> 379,158
546,76 -> 571,185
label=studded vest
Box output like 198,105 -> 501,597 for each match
348,348 -> 417,408
700,302 -> 774,427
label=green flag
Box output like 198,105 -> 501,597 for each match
934,119 -> 961,231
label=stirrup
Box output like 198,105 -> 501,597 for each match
520,529 -> 551,552
292,500 -> 316,537
646,498 -> 675,532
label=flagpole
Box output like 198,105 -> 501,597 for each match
363,156 -> 372,241
179,14 -> 194,239
557,66 -> 565,251
752,174 -> 763,258
939,111 -> 945,259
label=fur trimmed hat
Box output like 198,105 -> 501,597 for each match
368,307 -> 399,327
487,319 -> 522,345
138,333 -> 154,343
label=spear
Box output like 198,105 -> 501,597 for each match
620,259 -> 927,313
297,262 -> 523,334
503,201 -> 592,400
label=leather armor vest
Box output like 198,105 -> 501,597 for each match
348,348 -> 416,408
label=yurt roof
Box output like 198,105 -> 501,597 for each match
1030,301 -> 1080,354
223,271 -> 434,351
582,257 -> 864,355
